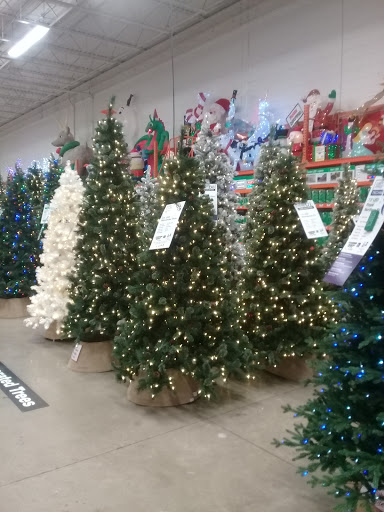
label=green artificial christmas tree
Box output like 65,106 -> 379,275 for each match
64,99 -> 140,341
113,154 -> 252,397
276,231 -> 384,512
242,133 -> 281,245
43,154 -> 63,204
238,144 -> 338,365
25,161 -> 44,221
193,127 -> 243,277
322,165 -> 359,270
0,164 -> 41,297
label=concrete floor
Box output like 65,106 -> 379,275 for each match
0,318 -> 334,512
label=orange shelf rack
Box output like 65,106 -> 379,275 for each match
236,170 -> 254,176
316,203 -> 334,209
309,180 -> 374,189
235,188 -> 253,194
305,155 -> 384,169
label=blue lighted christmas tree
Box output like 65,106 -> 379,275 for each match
276,230 -> 384,512
0,163 -> 41,297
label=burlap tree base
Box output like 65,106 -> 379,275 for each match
0,297 -> 30,319
127,369 -> 200,407
67,340 -> 113,373
267,355 -> 314,382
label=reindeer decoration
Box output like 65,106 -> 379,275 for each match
51,126 -> 93,176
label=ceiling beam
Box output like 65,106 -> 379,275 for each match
0,94 -> 40,105
1,66 -> 75,84
50,25 -> 146,51
44,0 -> 170,34
0,86 -> 48,98
45,42 -> 121,63
150,0 -> 207,16
1,53 -> 94,73
0,75 -> 71,93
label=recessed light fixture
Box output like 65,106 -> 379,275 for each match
8,25 -> 49,58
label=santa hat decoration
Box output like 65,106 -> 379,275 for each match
214,98 -> 230,113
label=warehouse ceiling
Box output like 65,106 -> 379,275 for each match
0,0 -> 240,127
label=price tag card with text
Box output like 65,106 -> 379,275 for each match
203,184 -> 218,216
149,201 -> 186,250
294,200 -> 328,239
40,204 -> 51,225
324,176 -> 384,286
71,343 -> 82,362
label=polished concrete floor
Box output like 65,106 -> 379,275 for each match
0,318 -> 334,512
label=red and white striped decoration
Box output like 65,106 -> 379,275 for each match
185,92 -> 207,124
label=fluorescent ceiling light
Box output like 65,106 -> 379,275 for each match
8,25 -> 49,58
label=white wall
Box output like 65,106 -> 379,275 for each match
0,0 -> 383,176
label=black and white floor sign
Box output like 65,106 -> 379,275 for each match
149,201 -> 185,250
294,200 -> 328,239
0,362 -> 48,412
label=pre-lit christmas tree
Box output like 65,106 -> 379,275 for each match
322,165 -> 359,270
0,164 -> 40,297
194,126 -> 243,275
253,98 -> 272,164
25,161 -> 44,221
113,155 -> 252,397
277,231 -> 384,512
43,154 -> 63,204
26,163 -> 84,333
64,99 -> 140,341
137,169 -> 159,236
239,144 -> 338,365
243,134 -> 281,245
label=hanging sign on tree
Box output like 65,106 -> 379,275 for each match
149,201 -> 186,250
40,204 -> 51,224
294,200 -> 328,239
202,184 -> 218,217
324,176 -> 384,285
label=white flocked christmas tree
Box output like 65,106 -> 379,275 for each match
136,166 -> 159,236
194,126 -> 243,278
25,162 -> 84,334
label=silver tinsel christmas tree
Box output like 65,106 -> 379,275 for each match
194,127 -> 243,278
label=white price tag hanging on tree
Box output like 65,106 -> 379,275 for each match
294,200 -> 328,239
38,204 -> 52,240
71,343 -> 82,362
149,201 -> 186,250
40,204 -> 51,225
324,176 -> 384,286
202,184 -> 218,218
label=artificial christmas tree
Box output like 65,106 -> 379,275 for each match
0,164 -> 40,316
136,169 -> 159,237
64,99 -> 140,371
113,154 -> 252,404
25,162 -> 84,339
194,126 -> 243,277
43,154 -> 63,204
238,144 -> 338,370
25,161 -> 44,221
242,134 -> 282,246
276,231 -> 384,512
322,165 -> 359,270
